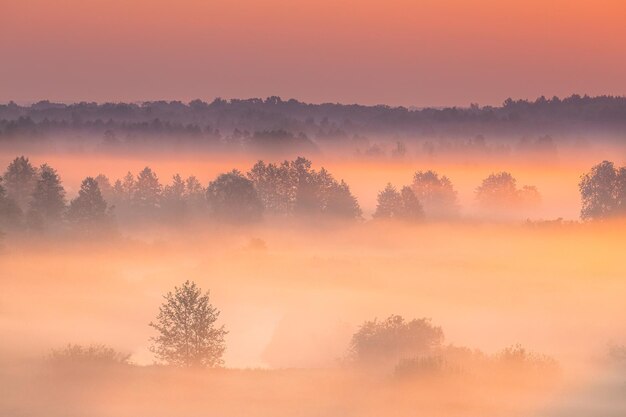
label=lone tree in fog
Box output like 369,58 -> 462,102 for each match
579,160 -> 626,220
150,280 -> 227,368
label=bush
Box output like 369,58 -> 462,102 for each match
48,344 -> 131,366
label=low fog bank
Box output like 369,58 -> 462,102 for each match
1,220 -> 625,415
1,221 -> 625,365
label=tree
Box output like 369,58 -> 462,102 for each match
149,280 -> 227,368
0,176 -> 22,226
94,174 -> 115,204
373,183 -> 403,218
246,157 -> 361,220
133,167 -> 162,211
162,174 -> 189,221
113,171 -> 135,207
579,161 -> 626,220
324,179 -> 362,219
66,177 -> 109,226
411,170 -> 458,217
184,176 -> 206,211
350,315 -> 444,364
206,170 -> 263,222
3,156 -> 38,210
476,172 -> 541,211
373,184 -> 423,221
398,186 -> 424,220
475,172 -> 519,209
28,164 -> 66,224
316,168 -> 361,219
247,160 -> 294,215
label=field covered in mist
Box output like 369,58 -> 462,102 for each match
1,158 -> 626,415
1,98 -> 626,416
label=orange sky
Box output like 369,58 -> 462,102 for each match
1,0 -> 625,106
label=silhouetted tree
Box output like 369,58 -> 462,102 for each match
206,170 -> 263,222
247,160 -> 294,215
373,183 -> 403,218
475,172 -> 519,208
67,177 -> 109,227
28,164 -> 66,225
3,156 -> 38,210
411,170 -> 458,217
94,174 -> 115,204
0,176 -> 22,226
149,280 -> 227,368
247,157 -> 361,219
399,186 -> 424,220
324,179 -> 362,219
291,157 -> 319,215
316,168 -> 362,219
162,174 -> 188,220
579,160 -> 626,220
350,315 -> 444,364
373,184 -> 423,220
476,172 -> 541,210
113,171 -> 135,207
184,176 -> 207,211
133,167 -> 162,211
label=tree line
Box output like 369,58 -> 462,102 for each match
0,155 -> 623,234
2,95 -> 626,148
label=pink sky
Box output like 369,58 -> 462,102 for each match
1,0 -> 625,107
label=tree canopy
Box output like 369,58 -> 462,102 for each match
579,160 -> 626,220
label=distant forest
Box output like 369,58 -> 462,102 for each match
1,95 -> 625,154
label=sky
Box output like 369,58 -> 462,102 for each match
1,0 -> 625,107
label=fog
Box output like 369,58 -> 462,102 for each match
1,143 -> 625,416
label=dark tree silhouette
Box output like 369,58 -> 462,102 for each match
579,160 -> 626,220
247,157 -> 361,219
66,177 -> 109,226
0,176 -> 22,226
247,160 -> 294,215
411,170 -> 458,218
149,280 -> 227,368
113,171 -> 135,207
373,184 -> 423,221
184,176 -> 207,212
28,164 -> 66,225
350,315 -> 444,364
316,168 -> 362,219
206,170 -> 263,222
373,183 -> 403,219
3,156 -> 38,211
133,167 -> 162,211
